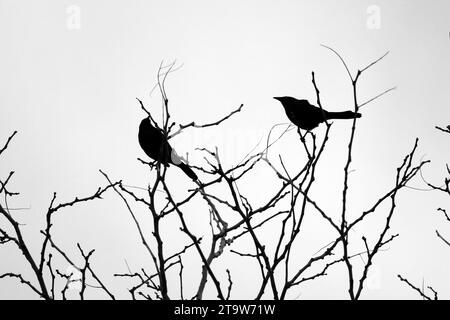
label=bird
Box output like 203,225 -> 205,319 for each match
138,117 -> 198,181
273,96 -> 361,131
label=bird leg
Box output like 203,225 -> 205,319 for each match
149,160 -> 159,169
297,127 -> 303,140
298,127 -> 310,143
297,128 -> 315,161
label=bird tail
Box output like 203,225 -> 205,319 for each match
325,110 -> 361,120
178,163 -> 198,181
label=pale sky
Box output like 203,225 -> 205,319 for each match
0,0 -> 449,299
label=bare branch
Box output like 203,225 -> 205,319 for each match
398,274 -> 434,300
0,131 -> 17,156
435,125 -> 450,134
321,44 -> 353,81
169,104 -> 244,139
359,87 -> 397,109
436,230 -> 450,247
0,273 -> 43,298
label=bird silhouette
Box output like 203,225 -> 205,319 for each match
138,117 -> 198,181
274,96 -> 361,131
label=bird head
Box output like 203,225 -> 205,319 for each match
139,117 -> 158,132
140,117 -> 151,128
273,96 -> 296,108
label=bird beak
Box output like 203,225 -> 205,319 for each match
273,97 -> 280,101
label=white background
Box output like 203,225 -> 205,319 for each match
0,0 -> 449,299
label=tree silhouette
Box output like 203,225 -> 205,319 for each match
398,125 -> 450,300
0,48 -> 431,300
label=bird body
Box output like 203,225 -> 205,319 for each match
274,96 -> 361,130
138,118 -> 198,180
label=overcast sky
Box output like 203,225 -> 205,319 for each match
0,0 -> 449,299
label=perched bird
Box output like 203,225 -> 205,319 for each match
138,117 -> 198,181
274,96 -> 361,131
